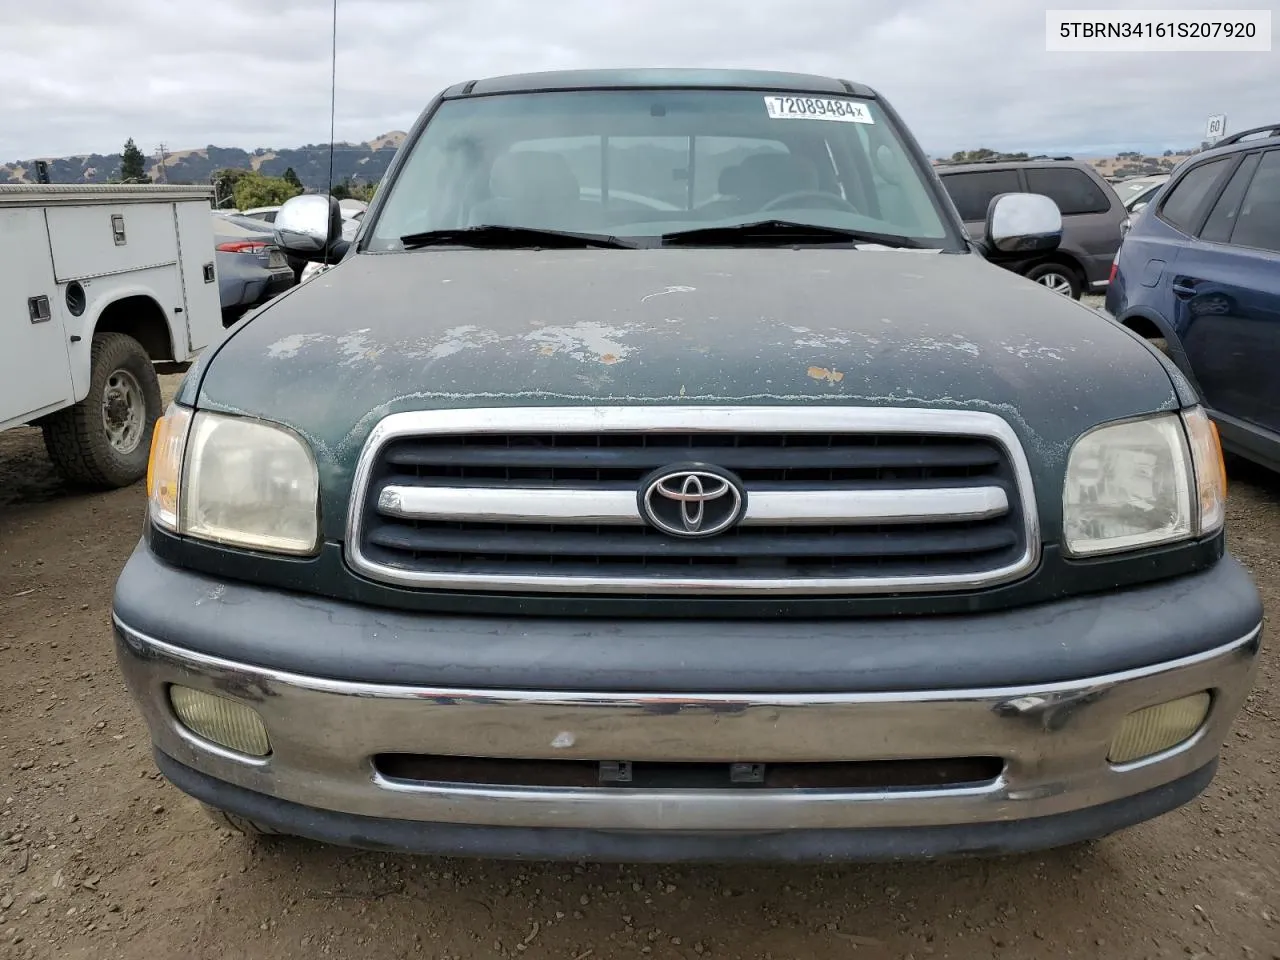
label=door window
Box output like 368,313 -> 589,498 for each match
940,170 -> 1021,222
1200,154 -> 1260,244
1227,150 -> 1280,253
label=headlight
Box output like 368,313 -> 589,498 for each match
1062,408 -> 1225,557
147,405 -> 320,556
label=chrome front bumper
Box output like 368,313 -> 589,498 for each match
115,617 -> 1260,836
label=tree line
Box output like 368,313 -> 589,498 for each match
115,137 -> 378,209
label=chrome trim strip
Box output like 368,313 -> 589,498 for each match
744,487 -> 1009,525
114,615 -> 1259,705
379,486 -> 643,525
345,406 -> 1042,595
377,484 -> 1010,527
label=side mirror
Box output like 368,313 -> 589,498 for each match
273,194 -> 344,261
985,192 -> 1062,254
1120,215 -> 1133,238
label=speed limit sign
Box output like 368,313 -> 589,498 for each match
1206,114 -> 1227,141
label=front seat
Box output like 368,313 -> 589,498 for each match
468,151 -> 589,229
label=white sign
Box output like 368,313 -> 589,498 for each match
763,96 -> 873,124
1205,114 -> 1227,140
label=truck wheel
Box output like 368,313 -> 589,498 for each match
1025,262 -> 1083,299
42,332 -> 163,488
199,803 -> 281,838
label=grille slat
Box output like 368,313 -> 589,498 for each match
384,441 -> 1002,473
346,408 -> 1038,596
366,520 -> 1019,559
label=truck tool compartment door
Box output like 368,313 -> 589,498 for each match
0,207 -> 73,426
173,200 -> 222,355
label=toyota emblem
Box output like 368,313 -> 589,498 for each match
638,464 -> 747,538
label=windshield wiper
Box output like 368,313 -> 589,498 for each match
399,225 -> 637,250
660,220 -> 928,249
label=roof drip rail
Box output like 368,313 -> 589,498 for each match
1213,124 -> 1280,147
933,154 -> 1075,167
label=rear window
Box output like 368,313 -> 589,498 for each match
940,170 -> 1021,222
1158,157 -> 1233,234
1023,167 -> 1111,216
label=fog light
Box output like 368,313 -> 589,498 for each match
1108,692 -> 1211,764
169,686 -> 270,757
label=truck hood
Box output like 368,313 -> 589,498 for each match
190,248 -> 1179,537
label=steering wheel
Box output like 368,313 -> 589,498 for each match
761,190 -> 859,213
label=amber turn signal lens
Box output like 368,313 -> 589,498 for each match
146,405 -> 192,531
1181,407 -> 1225,535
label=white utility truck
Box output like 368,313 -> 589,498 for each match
1,184 -> 223,488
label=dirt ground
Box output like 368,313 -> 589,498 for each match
1,373 -> 1277,960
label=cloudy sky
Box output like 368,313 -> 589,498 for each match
1,0 -> 1274,162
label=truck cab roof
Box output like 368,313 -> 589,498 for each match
442,68 -> 878,99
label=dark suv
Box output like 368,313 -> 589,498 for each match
937,157 -> 1128,298
112,69 -> 1260,863
1106,124 -> 1280,471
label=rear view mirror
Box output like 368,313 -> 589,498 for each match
274,194 -> 345,261
986,193 -> 1063,254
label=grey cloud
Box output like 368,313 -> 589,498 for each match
1,0 -> 1274,161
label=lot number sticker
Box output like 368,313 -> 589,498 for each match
764,96 -> 873,123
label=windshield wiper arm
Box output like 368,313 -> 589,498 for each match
399,225 -> 637,250
660,220 -> 927,249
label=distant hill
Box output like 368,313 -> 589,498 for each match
1,132 -> 409,190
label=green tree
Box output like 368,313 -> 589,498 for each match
232,171 -> 303,210
282,167 -> 303,190
120,138 -> 149,183
212,167 -> 251,209
329,180 -> 351,201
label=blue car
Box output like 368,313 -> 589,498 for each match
1107,124 -> 1280,471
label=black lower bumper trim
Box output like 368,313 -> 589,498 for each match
156,751 -> 1218,863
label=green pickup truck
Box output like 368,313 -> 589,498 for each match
113,69 -> 1261,862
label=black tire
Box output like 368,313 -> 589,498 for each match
1025,262 -> 1083,299
199,802 -> 281,838
41,332 -> 163,489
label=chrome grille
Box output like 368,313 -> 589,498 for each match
345,407 -> 1040,595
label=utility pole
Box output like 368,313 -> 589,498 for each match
154,143 -> 168,183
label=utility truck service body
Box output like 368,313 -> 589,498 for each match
1,184 -> 223,487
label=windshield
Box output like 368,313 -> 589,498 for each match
367,89 -> 954,250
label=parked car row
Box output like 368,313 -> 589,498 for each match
1106,123 -> 1280,473
934,156 -> 1129,299
210,211 -> 296,325
210,199 -> 369,322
